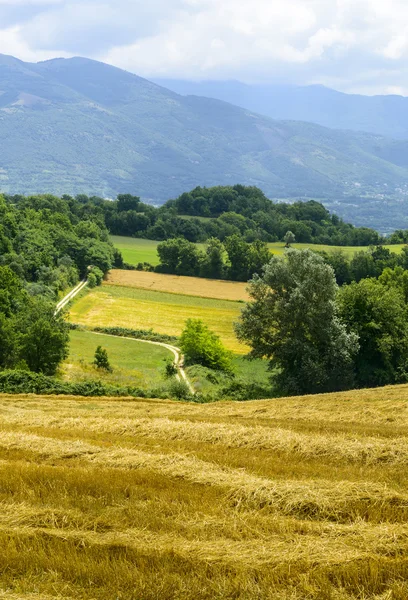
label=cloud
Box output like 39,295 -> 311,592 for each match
1,0 -> 408,93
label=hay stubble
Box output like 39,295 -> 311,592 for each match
1,390 -> 408,598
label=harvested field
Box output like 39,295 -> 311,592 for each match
1,388 -> 408,598
105,269 -> 250,301
69,285 -> 247,353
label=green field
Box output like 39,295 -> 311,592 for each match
268,242 -> 406,257
69,285 -> 248,354
110,236 -> 161,266
61,330 -> 171,389
111,235 -> 407,267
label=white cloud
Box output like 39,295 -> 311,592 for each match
2,0 -> 408,93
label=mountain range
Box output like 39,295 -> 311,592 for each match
154,79 -> 408,140
2,54 -> 408,231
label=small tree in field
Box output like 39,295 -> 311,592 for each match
180,319 -> 232,373
94,346 -> 112,372
284,231 -> 296,248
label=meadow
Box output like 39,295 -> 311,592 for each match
1,386 -> 408,598
110,235 -> 407,267
105,269 -> 250,301
69,285 -> 248,354
60,330 -> 171,389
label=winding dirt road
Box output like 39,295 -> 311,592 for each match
56,280 -> 194,395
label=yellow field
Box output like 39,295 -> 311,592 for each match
105,269 -> 250,301
1,385 -> 408,598
69,285 -> 248,353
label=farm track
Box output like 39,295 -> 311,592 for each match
57,280 -> 195,394
1,391 -> 408,598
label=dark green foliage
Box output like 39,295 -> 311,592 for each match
236,249 -> 359,396
0,193 -> 119,376
164,360 -> 178,379
77,185 -> 388,249
180,319 -> 232,373
156,238 -> 202,276
17,300 -> 70,376
337,279 -> 408,388
168,380 -> 192,400
92,326 -> 178,344
94,346 -> 112,372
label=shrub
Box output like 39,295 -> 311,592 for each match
168,379 -> 193,401
180,319 -> 232,373
164,359 -> 178,378
94,346 -> 112,372
87,272 -> 97,288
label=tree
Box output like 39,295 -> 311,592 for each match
117,194 -> 141,212
94,346 -> 112,372
200,238 -> 225,279
157,238 -> 202,276
337,279 -> 408,387
236,249 -> 358,396
224,235 -> 249,280
180,319 -> 232,372
284,231 -> 296,248
18,298 -> 70,375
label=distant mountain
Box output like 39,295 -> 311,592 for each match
154,79 -> 408,140
2,54 -> 408,220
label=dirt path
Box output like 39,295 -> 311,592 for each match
55,279 -> 88,314
56,281 -> 195,395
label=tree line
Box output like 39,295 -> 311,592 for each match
21,185 -> 385,247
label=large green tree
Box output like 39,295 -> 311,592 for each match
17,299 -> 70,375
337,279 -> 408,387
236,249 -> 358,396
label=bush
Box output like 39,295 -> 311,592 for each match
164,359 -> 178,378
168,379 -> 193,401
94,346 -> 112,372
87,272 -> 97,288
92,326 -> 178,344
180,319 -> 232,372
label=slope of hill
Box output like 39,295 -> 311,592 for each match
1,54 -> 408,205
1,388 -> 408,598
154,78 -> 408,140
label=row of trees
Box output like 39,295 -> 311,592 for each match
237,249 -> 408,395
34,186 -> 386,247
156,236 -> 270,281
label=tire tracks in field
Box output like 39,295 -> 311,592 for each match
56,280 -> 195,395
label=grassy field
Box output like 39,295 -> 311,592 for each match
110,236 -> 161,266
1,386 -> 408,598
106,270 -> 250,301
60,330 -> 171,388
69,285 -> 248,353
111,235 -> 407,267
268,242 -> 406,257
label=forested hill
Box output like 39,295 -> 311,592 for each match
29,186 -> 383,247
2,54 -> 408,205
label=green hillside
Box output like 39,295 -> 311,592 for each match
2,54 -> 408,203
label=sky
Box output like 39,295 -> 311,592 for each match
1,0 -> 408,95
